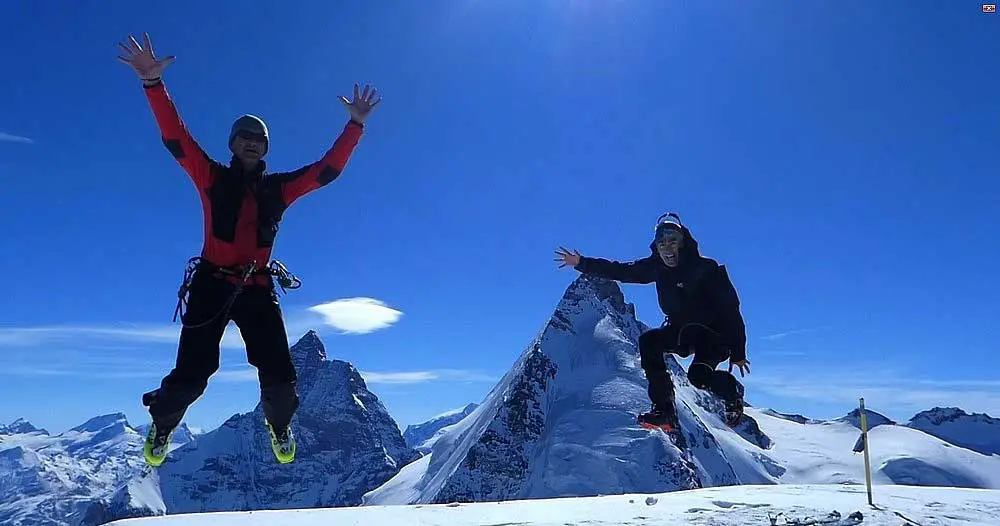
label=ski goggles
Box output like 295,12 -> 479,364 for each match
653,213 -> 683,241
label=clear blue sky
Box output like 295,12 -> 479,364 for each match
1,1 -> 997,434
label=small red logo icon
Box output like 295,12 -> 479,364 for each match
984,4 -> 997,13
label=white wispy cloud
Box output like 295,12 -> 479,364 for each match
0,295 -> 400,349
308,298 -> 403,334
212,367 -> 260,383
760,326 -> 829,341
0,324 -> 180,346
0,296 -> 401,380
360,369 -> 495,385
0,132 -> 33,144
0,323 -> 247,349
0,363 -> 260,382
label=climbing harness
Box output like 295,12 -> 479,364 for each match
172,256 -> 301,328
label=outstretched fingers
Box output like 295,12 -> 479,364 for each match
128,34 -> 143,54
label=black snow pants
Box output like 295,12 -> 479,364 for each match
143,267 -> 300,433
638,322 -> 744,410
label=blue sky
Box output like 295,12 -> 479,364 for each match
1,1 -> 997,435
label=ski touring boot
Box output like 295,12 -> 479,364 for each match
143,423 -> 174,467
724,381 -> 746,428
638,404 -> 681,433
724,397 -> 744,428
639,404 -> 686,448
265,420 -> 296,464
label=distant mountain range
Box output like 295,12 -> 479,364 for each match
403,403 -> 480,453
2,277 -> 997,525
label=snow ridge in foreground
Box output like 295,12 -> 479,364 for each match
106,484 -> 1000,525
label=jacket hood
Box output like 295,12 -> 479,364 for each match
649,224 -> 702,267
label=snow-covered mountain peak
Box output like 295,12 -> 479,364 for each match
909,406 -> 993,426
550,274 -> 637,334
365,275 -> 775,506
288,329 -> 330,393
562,272 -> 629,308
906,407 -> 1000,456
137,330 -> 419,515
403,403 -> 480,453
291,329 -> 327,365
71,412 -> 131,434
0,413 -> 148,525
758,409 -> 815,425
0,417 -> 47,435
835,408 -> 895,430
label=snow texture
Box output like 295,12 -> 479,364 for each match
105,484 -> 1000,525
0,413 -> 157,525
403,403 -> 480,453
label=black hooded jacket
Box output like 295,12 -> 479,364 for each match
574,226 -> 747,363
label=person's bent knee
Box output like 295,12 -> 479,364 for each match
687,362 -> 714,390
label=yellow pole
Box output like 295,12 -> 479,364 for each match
859,397 -> 874,506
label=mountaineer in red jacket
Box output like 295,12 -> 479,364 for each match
117,33 -> 380,466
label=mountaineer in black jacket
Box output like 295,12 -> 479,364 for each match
555,213 -> 749,432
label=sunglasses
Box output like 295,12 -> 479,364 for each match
236,130 -> 266,142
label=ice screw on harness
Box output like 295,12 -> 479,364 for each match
267,260 -> 301,294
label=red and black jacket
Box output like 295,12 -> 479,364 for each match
143,81 -> 363,284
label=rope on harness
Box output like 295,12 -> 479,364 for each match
172,257 -> 202,323
172,257 -> 302,327
173,258 -> 258,329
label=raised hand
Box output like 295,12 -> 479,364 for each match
117,33 -> 175,82
554,247 -> 582,269
728,359 -> 751,377
340,84 -> 381,125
